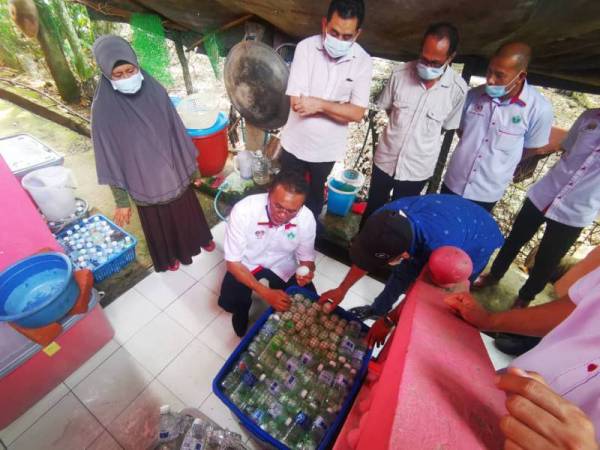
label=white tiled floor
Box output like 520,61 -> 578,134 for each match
0,221 -> 510,449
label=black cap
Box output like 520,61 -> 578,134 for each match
349,209 -> 413,272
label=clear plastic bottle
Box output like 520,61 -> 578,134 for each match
282,411 -> 313,448
229,370 -> 258,406
180,417 -> 212,450
157,405 -> 179,445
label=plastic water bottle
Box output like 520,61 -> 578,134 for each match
302,408 -> 335,449
221,356 -> 252,393
229,370 -> 258,406
282,411 -> 313,448
157,405 -> 179,446
180,418 -> 212,450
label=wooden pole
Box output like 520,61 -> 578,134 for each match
174,31 -> 194,95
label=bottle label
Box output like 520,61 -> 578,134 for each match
300,352 -> 313,366
353,349 -> 366,362
252,409 -> 266,423
314,416 -> 328,431
286,357 -> 300,373
318,370 -> 334,386
285,374 -> 298,390
341,336 -> 356,353
242,371 -> 257,387
268,381 -> 281,396
295,412 -> 311,429
335,374 -> 350,388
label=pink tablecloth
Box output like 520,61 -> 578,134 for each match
0,155 -> 61,271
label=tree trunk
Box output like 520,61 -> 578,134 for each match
51,0 -> 92,81
34,0 -> 80,103
174,32 -> 194,95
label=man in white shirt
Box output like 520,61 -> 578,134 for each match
475,109 -> 600,308
280,0 -> 372,223
362,23 -> 468,225
443,42 -> 554,211
218,170 -> 317,336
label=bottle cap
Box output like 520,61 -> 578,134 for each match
259,374 -> 266,382
296,265 -> 310,277
276,350 -> 283,358
192,418 -> 202,425
285,418 -> 293,426
160,405 -> 170,414
300,389 -> 308,398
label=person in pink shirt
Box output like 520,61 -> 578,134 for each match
280,0 -> 373,224
445,267 -> 600,448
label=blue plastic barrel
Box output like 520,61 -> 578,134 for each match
327,178 -> 359,216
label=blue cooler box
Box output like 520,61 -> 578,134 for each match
213,286 -> 372,450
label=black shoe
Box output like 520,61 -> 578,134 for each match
494,333 -> 542,356
232,310 -> 249,337
348,305 -> 378,321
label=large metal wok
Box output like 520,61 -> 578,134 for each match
224,40 -> 290,130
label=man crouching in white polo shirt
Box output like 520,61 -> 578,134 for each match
218,170 -> 317,336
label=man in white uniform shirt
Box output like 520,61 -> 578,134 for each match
475,108 -> 600,309
280,0 -> 372,223
219,171 -> 317,336
443,42 -> 554,211
361,23 -> 467,225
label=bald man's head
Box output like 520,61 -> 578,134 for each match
494,42 -> 532,71
486,42 -> 530,98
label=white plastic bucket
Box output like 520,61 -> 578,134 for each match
21,166 -> 77,221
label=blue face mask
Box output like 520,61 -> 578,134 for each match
110,71 -> 144,94
485,72 -> 522,98
416,62 -> 446,81
323,33 -> 354,59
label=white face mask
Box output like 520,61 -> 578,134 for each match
110,71 -> 144,94
323,33 -> 354,59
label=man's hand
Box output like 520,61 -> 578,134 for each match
366,317 -> 392,348
318,286 -> 347,313
293,96 -> 323,117
444,292 -> 492,330
114,207 -> 132,227
259,287 -> 291,312
295,269 -> 314,287
497,368 -> 598,450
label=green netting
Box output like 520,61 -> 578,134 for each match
130,13 -> 173,86
203,31 -> 222,79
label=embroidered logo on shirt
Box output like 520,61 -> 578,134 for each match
255,230 -> 265,239
286,231 -> 296,240
474,104 -> 483,112
512,115 -> 522,124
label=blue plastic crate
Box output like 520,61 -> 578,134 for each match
54,214 -> 137,283
213,286 -> 373,450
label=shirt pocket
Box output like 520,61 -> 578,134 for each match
391,100 -> 411,123
333,79 -> 354,103
549,357 -> 600,397
495,126 -> 526,153
424,109 -> 443,135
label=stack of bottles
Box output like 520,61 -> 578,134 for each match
220,293 -> 368,449
57,216 -> 134,270
156,405 -> 248,450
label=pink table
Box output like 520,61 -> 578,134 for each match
0,155 -> 113,429
334,273 -> 506,450
0,155 -> 61,270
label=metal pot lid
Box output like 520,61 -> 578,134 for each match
224,40 -> 290,130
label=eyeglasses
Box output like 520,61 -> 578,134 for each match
418,56 -> 447,69
267,200 -> 299,217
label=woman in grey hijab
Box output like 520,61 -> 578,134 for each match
91,35 -> 214,272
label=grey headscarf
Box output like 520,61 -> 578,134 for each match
91,35 -> 198,204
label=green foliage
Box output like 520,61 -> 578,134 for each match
203,31 -> 222,79
130,13 -> 173,86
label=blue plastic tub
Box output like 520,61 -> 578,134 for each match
213,286 -> 372,450
55,214 -> 137,283
186,112 -> 228,138
0,253 -> 79,328
327,178 -> 359,217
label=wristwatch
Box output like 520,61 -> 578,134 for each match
383,314 -> 395,328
